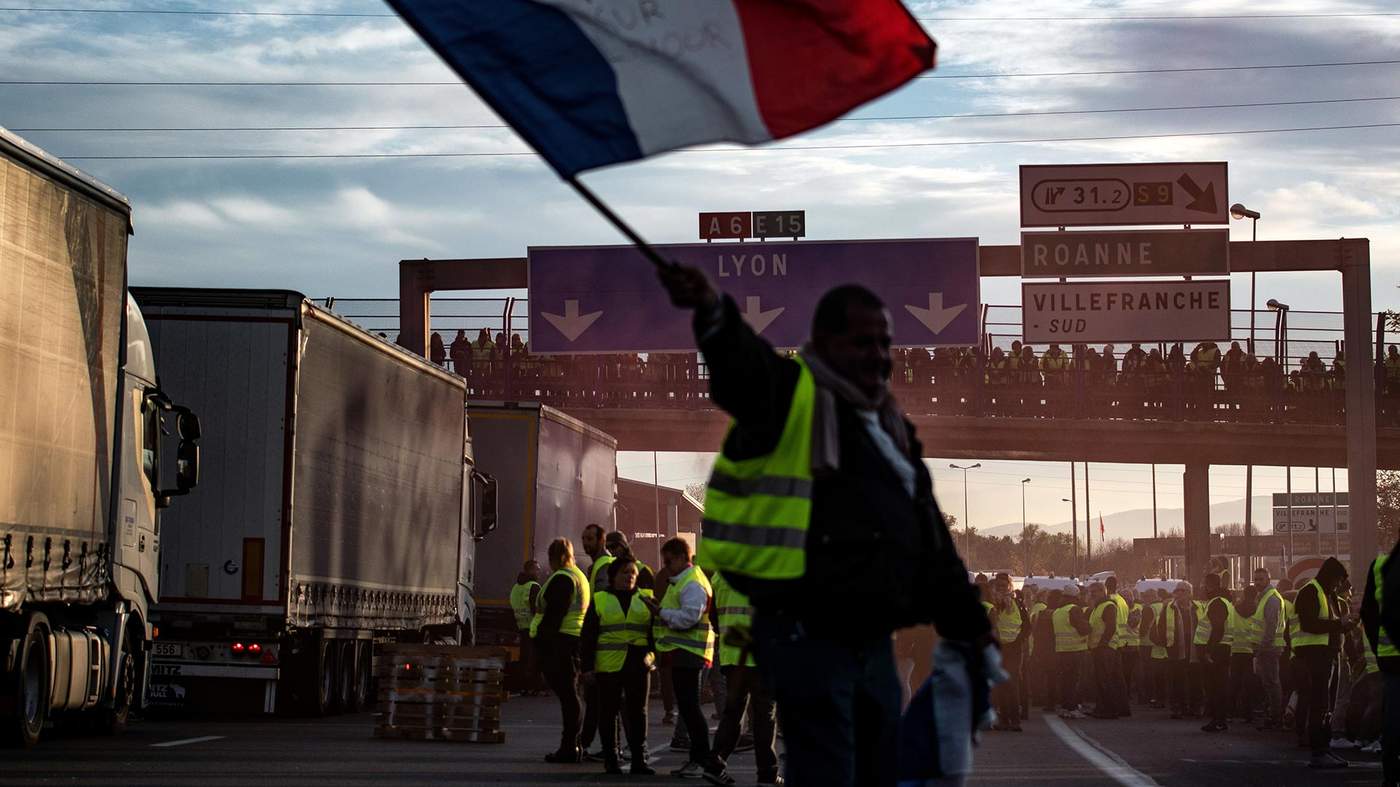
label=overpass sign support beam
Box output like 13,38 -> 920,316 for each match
1184,462 -> 1211,584
1341,240 -> 1378,579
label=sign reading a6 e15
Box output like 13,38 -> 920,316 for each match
699,211 -> 806,241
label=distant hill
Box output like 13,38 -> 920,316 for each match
980,496 -> 1274,541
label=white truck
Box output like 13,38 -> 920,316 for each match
0,129 -> 200,747
133,289 -> 496,715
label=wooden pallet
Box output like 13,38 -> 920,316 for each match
371,644 -> 508,744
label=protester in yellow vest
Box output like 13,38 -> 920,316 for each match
579,556 -> 656,776
1295,558 -> 1359,769
1197,573 -> 1234,733
575,523 -> 611,759
510,560 -> 544,694
990,574 -> 1028,731
709,571 -> 780,784
534,537 -> 591,764
1142,590 -> 1168,708
1228,586 -> 1262,723
640,537 -> 725,781
1251,568 -> 1287,729
659,264 -> 992,786
1165,581 -> 1197,718
1360,548 -> 1400,785
1107,577 -> 1140,708
1052,589 -> 1091,719
1087,582 -> 1130,719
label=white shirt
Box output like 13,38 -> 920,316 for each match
659,565 -> 709,630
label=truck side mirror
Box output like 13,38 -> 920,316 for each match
472,471 -> 498,541
159,406 -> 200,503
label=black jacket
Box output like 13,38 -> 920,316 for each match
1364,542 -> 1400,673
696,296 -> 988,643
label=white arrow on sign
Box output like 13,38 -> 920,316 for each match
904,293 -> 968,335
739,295 -> 784,335
541,299 -> 603,342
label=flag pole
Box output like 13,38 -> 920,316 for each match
566,176 -> 674,270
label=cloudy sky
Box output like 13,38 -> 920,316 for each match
4,0 -> 1395,530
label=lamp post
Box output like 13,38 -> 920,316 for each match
1062,498 -> 1076,577
950,463 -> 981,564
1233,203 -> 1262,576
1021,478 -> 1032,574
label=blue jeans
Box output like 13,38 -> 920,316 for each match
754,610 -> 900,787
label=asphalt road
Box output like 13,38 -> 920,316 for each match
1,696 -> 1383,786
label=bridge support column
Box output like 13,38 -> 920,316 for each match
1184,462 -> 1211,584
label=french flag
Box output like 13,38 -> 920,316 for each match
388,1 -> 935,177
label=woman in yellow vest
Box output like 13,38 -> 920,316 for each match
510,560 -> 544,695
533,537 -> 591,764
579,556 -> 656,776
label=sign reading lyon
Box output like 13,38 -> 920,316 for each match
1021,229 -> 1229,278
1021,280 -> 1230,344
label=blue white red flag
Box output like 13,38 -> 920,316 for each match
387,0 -> 936,177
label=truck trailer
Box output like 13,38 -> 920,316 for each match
133,289 -> 495,715
1,129 -> 200,747
466,402 -> 616,647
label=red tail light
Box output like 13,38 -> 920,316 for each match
231,642 -> 245,653
249,643 -> 262,654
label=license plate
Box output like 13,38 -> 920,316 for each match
153,642 -> 183,659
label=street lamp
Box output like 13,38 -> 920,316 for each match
950,463 -> 981,565
1230,203 -> 1261,349
1062,498 -> 1075,577
1021,479 -> 1033,572
1231,203 -> 1262,579
1267,298 -> 1291,368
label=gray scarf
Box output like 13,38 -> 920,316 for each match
798,344 -> 911,474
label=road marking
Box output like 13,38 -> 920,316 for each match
150,735 -> 225,748
1043,714 -> 1160,787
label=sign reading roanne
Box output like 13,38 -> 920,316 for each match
1272,492 -> 1350,508
1020,162 -> 1229,227
1021,229 -> 1229,278
1021,280 -> 1230,344
1272,505 -> 1350,534
699,211 -> 751,240
529,238 -> 980,354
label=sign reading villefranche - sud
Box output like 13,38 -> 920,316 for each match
1021,279 -> 1230,344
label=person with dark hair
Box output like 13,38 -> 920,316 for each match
1297,557 -> 1359,769
1378,541 -> 1400,786
1253,567 -> 1286,729
605,530 -> 654,589
429,331 -> 447,366
575,522 -> 611,759
1198,573 -> 1233,733
533,537 -> 591,763
579,555 -> 656,776
640,537 -> 725,781
510,560 -> 543,694
1086,582 -> 1126,719
657,264 -> 990,787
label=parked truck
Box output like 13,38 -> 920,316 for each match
1,129 -> 200,747
132,289 -> 496,715
466,402 -> 616,648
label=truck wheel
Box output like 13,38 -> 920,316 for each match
95,630 -> 136,735
4,613 -> 51,748
313,639 -> 336,716
336,641 -> 355,712
348,641 -> 371,712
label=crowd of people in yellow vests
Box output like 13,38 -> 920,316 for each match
977,553 -> 1392,771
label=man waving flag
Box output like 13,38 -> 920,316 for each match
386,0 -> 936,179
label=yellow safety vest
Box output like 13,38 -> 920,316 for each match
1229,603 -> 1260,655
530,564 -> 590,638
1149,602 -> 1173,660
653,565 -> 715,661
995,601 -> 1024,646
589,554 -> 615,593
699,358 -> 815,580
1124,602 -> 1143,647
593,589 -> 654,673
1374,557 -> 1400,659
509,580 -> 539,632
1292,579 -> 1331,648
1364,628 -> 1382,674
1255,587 -> 1286,649
712,572 -> 755,668
1285,598 -> 1298,651
1111,593 -> 1133,646
1193,596 -> 1234,647
1052,605 -> 1087,653
1091,600 -> 1120,649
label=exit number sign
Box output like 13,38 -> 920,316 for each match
699,210 -> 806,240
